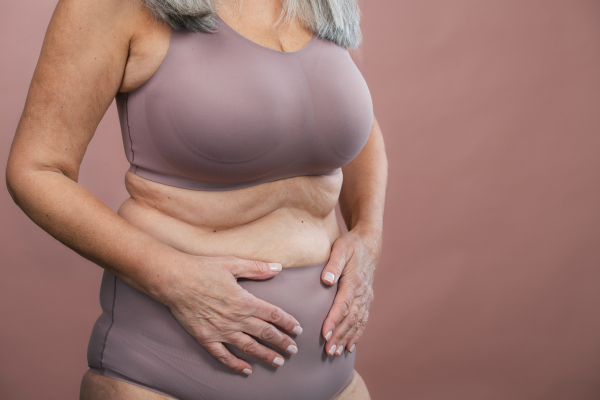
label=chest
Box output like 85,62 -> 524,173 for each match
116,22 -> 373,190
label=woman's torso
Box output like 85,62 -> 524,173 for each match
116,4 -> 372,268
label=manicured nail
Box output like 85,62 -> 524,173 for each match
324,272 -> 335,284
348,344 -> 356,353
287,345 -> 298,354
242,368 -> 252,375
268,263 -> 282,272
273,357 -> 284,366
335,345 -> 344,355
292,325 -> 303,335
328,344 -> 337,356
325,330 -> 332,341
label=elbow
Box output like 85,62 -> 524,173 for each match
5,157 -> 24,206
6,154 -> 75,208
5,153 -> 36,207
5,178 -> 17,205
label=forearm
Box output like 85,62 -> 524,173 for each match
339,116 -> 388,236
320,118 -> 387,349
6,167 -> 183,302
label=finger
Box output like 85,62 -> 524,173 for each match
252,298 -> 303,335
346,309 -> 369,354
228,332 -> 287,367
329,285 -> 373,355
242,317 -> 299,355
333,298 -> 369,356
327,299 -> 361,356
204,342 -> 253,375
321,239 -> 352,285
322,274 -> 357,342
223,257 -> 283,280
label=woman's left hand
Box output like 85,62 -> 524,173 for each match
320,225 -> 382,356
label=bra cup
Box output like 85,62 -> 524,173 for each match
296,43 -> 374,169
118,24 -> 374,190
145,79 -> 310,182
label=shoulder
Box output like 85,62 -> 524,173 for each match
50,0 -> 156,40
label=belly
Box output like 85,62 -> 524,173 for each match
117,171 -> 345,268
87,262 -> 356,400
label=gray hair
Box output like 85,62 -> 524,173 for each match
140,0 -> 363,49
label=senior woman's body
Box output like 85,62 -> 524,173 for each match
6,0 -> 387,399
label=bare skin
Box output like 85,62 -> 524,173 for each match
80,369 -> 371,400
6,0 -> 387,398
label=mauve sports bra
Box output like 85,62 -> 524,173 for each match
115,14 -> 373,191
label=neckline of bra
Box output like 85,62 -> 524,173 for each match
214,13 -> 318,56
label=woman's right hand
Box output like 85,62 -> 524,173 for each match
158,255 -> 303,375
4,0 -> 297,378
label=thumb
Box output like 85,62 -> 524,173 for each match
322,241 -> 350,286
225,258 -> 283,280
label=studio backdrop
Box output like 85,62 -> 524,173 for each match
1,1 -> 600,399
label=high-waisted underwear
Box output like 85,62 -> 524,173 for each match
86,261 -> 355,400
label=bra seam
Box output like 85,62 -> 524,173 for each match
99,275 -> 117,374
125,92 -> 135,165
125,25 -> 175,98
295,56 -> 317,149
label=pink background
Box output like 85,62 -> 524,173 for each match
2,0 -> 600,399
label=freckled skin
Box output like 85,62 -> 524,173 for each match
6,0 -> 386,398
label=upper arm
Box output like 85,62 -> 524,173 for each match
6,0 -> 139,185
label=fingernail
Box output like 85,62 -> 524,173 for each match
324,272 -> 335,284
335,345 -> 344,355
328,344 -> 337,356
292,325 -> 303,335
242,368 -> 252,375
325,330 -> 332,341
348,344 -> 355,353
268,263 -> 282,272
287,345 -> 298,354
273,357 -> 284,366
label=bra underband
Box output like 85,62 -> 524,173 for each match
115,14 -> 373,191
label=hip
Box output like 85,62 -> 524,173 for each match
87,260 -> 356,400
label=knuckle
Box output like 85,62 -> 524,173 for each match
332,263 -> 344,275
242,339 -> 258,355
215,351 -> 232,365
193,328 -> 209,342
269,306 -> 282,323
354,285 -> 366,297
361,312 -> 370,327
340,299 -> 352,317
217,355 -> 230,365
357,318 -> 367,330
348,310 -> 359,326
251,260 -> 266,274
235,290 -> 252,308
228,295 -> 251,319
357,313 -> 367,326
261,324 -> 278,341
356,325 -> 365,336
